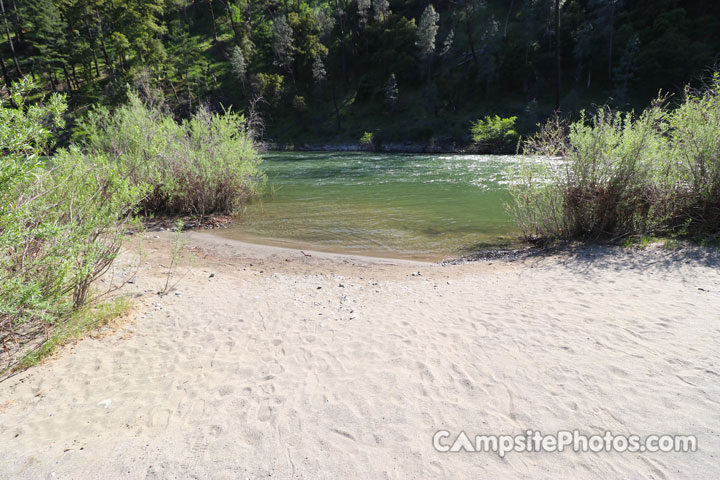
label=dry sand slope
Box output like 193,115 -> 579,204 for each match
1,232 -> 720,479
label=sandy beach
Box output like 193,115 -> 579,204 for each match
1,231 -> 719,479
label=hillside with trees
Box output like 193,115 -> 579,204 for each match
2,0 -> 719,147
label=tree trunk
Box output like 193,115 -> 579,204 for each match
464,0 -> 478,65
89,29 -> 101,77
608,0 -> 615,83
332,85 -> 342,131
335,0 -> 348,91
0,0 -> 22,76
246,0 -> 252,33
503,0 -> 514,40
62,63 -> 73,92
71,62 -> 81,90
222,0 -> 241,45
46,69 -> 57,91
9,0 -> 21,43
208,0 -> 219,42
46,71 -> 56,91
0,52 -> 11,90
95,10 -> 112,71
169,76 -> 180,104
554,0 -> 561,111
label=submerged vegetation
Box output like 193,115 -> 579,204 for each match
510,76 -> 720,244
0,80 -> 262,373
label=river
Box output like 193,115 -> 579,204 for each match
215,151 -> 523,260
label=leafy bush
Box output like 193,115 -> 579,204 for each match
470,115 -> 519,152
76,93 -> 264,216
509,76 -> 720,243
1,81 -> 146,364
292,95 -> 308,113
251,72 -> 285,106
360,131 -> 375,150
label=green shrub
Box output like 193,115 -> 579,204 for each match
1,80 -> 146,363
509,75 -> 720,243
470,115 -> 519,152
76,93 -> 264,216
360,131 -> 375,150
251,72 -> 285,106
292,95 -> 308,113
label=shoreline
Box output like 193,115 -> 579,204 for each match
142,212 -> 528,263
194,229 -> 720,268
182,230 -> 437,265
150,217 -> 719,266
265,142 -> 514,155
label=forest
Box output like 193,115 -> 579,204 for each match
2,0 -> 719,146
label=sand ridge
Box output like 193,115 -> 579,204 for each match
1,232 -> 719,479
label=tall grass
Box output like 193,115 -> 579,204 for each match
14,297 -> 133,371
76,93 -> 264,217
510,75 -> 720,243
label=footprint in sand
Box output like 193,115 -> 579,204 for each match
416,361 -> 435,383
217,385 -> 234,397
257,400 -> 274,422
179,429 -> 212,474
309,394 -> 328,408
148,407 -> 173,429
259,383 -> 276,395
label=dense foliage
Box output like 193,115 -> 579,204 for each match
470,115 -> 519,152
510,76 -> 720,243
0,80 -> 263,369
1,0 -> 718,145
77,94 -> 263,216
0,81 -> 146,357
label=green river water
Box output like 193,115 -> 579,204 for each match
217,151 -> 523,260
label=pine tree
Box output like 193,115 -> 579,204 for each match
588,0 -> 623,82
416,4 -> 440,82
441,29 -> 454,57
384,73 -> 398,111
312,55 -> 326,85
230,45 -> 246,86
26,0 -> 68,89
0,0 -> 21,76
272,15 -> 294,73
373,0 -> 389,23
611,34 -> 639,104
416,4 -> 440,60
357,0 -> 370,29
0,52 -> 11,90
